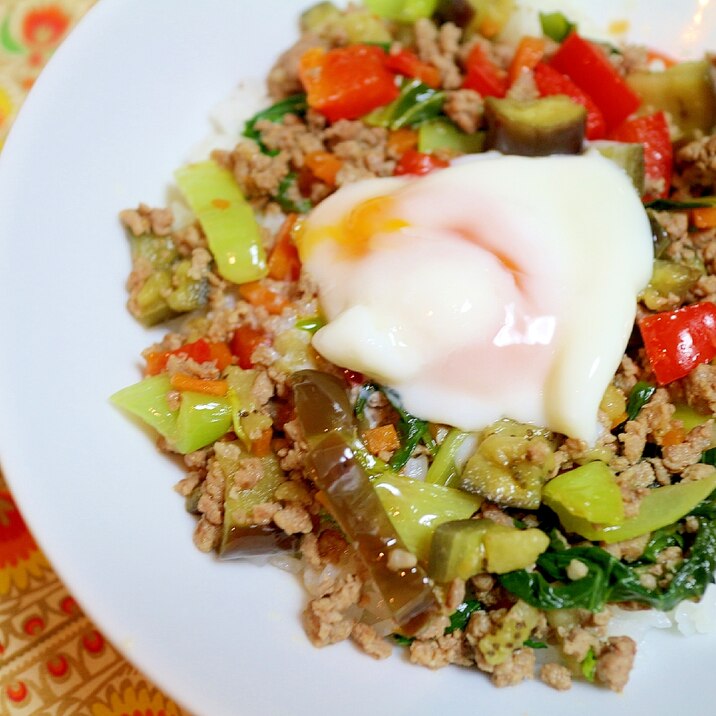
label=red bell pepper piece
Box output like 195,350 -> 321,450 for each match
230,325 -> 271,369
145,339 -> 210,375
299,45 -> 399,122
533,63 -> 606,140
609,112 -> 672,200
639,302 -> 716,385
462,44 -> 507,98
394,149 -> 449,176
384,48 -> 441,89
550,32 -> 641,132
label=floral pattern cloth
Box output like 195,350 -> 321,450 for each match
0,2 -> 190,714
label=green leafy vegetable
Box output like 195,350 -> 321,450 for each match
355,383 -> 437,470
626,381 -> 656,421
524,638 -> 548,649
645,197 -> 716,211
276,173 -> 312,214
641,524 -> 684,563
365,79 -> 445,130
243,94 -> 308,154
445,598 -> 482,634
391,633 -> 415,646
581,647 -> 597,682
500,516 -> 716,612
539,11 -> 576,42
425,427 -> 470,486
703,448 -> 716,466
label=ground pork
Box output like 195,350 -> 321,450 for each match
324,120 -> 394,183
595,636 -> 636,693
490,648 -> 535,688
414,18 -> 463,89
675,134 -> 716,194
119,203 -> 174,237
213,142 -> 290,202
683,363 -> 716,414
506,69 -> 539,101
662,422 -> 714,473
256,114 -> 325,167
409,631 -> 470,669
443,88 -> 484,133
273,503 -> 313,534
351,623 -> 392,660
303,574 -> 362,647
540,662 -> 572,691
615,461 -> 655,518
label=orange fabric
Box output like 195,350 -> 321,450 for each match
0,2 -> 189,713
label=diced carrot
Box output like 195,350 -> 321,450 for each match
364,424 -> 401,455
691,206 -> 716,229
250,427 -> 274,457
660,425 -> 686,448
387,128 -> 419,157
304,151 -> 343,186
145,350 -> 169,376
238,281 -> 288,314
646,48 -> 678,68
209,342 -> 233,370
508,36 -> 545,85
230,325 -> 271,369
268,214 -> 301,281
170,373 -> 229,396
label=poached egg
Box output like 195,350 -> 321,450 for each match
296,152 -> 653,443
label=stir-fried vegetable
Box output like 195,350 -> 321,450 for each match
609,112 -> 673,200
484,95 -> 586,156
501,505 -> 716,611
299,44 -> 399,122
175,160 -> 268,284
111,374 -> 233,454
639,302 -> 716,384
550,32 -> 641,133
539,11 -> 575,43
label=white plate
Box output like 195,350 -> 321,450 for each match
1,1 -> 716,715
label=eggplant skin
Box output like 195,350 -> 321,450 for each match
485,96 -> 587,157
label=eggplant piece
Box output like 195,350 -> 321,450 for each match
435,0 -> 514,38
308,433 -> 438,633
291,369 -> 354,447
218,447 -> 289,559
220,524 -> 298,560
484,95 -> 586,156
626,60 -> 716,140
291,371 -> 438,632
591,141 -> 645,195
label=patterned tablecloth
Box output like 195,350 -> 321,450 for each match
0,2 -> 189,714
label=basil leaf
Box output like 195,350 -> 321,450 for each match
524,638 -> 548,649
276,173 -> 312,214
645,197 -> 716,211
500,516 -> 716,612
445,599 -> 482,634
626,381 -> 656,421
365,79 -> 445,130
